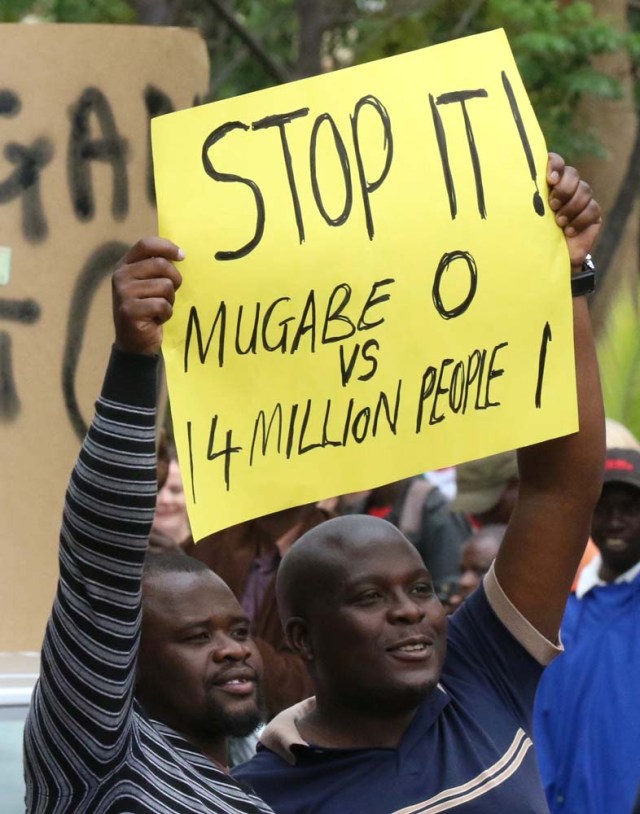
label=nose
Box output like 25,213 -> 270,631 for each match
597,507 -> 625,538
447,593 -> 463,613
608,505 -> 627,528
458,570 -> 479,596
211,633 -> 252,663
387,591 -> 426,624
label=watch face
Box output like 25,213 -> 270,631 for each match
583,254 -> 596,272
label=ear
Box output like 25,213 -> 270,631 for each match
285,616 -> 314,661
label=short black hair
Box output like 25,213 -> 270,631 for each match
142,549 -> 211,580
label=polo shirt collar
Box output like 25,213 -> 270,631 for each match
259,688 -> 451,766
575,554 -> 640,598
399,684 -> 450,761
260,697 -> 315,765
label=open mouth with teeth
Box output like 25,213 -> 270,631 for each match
603,537 -> 628,552
212,675 -> 257,695
386,639 -> 433,660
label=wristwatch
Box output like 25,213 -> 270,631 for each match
571,254 -> 596,297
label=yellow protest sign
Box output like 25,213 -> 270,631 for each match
152,29 -> 576,541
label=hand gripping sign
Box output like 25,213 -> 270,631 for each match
152,29 -> 576,541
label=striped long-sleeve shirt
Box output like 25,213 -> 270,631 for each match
24,347 -> 273,814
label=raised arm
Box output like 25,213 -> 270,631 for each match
25,239 -> 182,782
493,154 -> 604,642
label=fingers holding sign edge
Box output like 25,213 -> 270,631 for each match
124,236 -> 185,265
112,236 -> 185,356
546,152 -> 602,256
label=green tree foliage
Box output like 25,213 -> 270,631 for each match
331,0 -> 639,158
597,284 -> 640,439
480,0 -> 637,156
2,0 -> 640,160
193,0 -> 297,99
178,0 -> 640,160
4,0 -> 637,159
1,0 -> 135,22
0,0 -> 36,21
150,0 -> 640,161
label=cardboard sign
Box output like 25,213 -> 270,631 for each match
0,24 -> 209,649
153,29 -> 576,541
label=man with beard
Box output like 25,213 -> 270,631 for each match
534,447 -> 640,814
24,239 -> 272,814
233,155 -> 604,814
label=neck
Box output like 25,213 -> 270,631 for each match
597,557 -> 639,584
187,732 -> 229,771
139,696 -> 230,770
598,560 -> 618,583
298,693 -> 417,749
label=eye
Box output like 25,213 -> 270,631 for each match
411,582 -> 434,598
184,631 -> 210,643
354,589 -> 383,606
231,626 -> 251,642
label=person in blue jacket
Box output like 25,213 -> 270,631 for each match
534,446 -> 640,814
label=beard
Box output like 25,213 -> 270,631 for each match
198,685 -> 265,739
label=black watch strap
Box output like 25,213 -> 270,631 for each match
571,254 -> 596,297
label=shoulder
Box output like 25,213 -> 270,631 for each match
234,744 -> 291,778
443,567 -> 562,725
448,564 -> 562,668
233,746 -> 300,813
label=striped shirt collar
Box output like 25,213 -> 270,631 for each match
149,715 -> 230,773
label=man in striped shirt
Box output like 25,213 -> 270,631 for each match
24,238 -> 273,814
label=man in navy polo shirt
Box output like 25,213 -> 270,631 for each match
233,154 -> 605,813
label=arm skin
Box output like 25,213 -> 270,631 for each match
494,153 -> 605,642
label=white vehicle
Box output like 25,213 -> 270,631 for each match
0,652 -> 39,813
